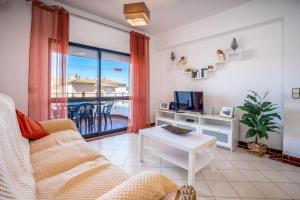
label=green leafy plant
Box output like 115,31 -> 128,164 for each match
238,91 -> 281,144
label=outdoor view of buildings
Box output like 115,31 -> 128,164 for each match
67,74 -> 128,98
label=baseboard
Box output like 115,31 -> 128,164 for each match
238,140 -> 300,167
238,141 -> 282,155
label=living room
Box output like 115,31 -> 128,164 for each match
0,0 -> 300,199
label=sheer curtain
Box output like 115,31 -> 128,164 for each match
28,0 -> 69,120
128,31 -> 150,133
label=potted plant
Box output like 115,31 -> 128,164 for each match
238,91 -> 281,156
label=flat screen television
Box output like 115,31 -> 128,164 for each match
174,91 -> 203,112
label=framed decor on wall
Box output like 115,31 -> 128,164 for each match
159,101 -> 170,110
219,107 -> 234,118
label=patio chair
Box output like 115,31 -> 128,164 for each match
78,103 -> 95,133
101,101 -> 114,130
67,104 -> 80,128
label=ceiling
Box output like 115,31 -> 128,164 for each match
60,0 -> 251,35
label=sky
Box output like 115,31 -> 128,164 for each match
67,55 -> 129,85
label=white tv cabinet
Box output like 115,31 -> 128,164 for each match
155,109 -> 239,151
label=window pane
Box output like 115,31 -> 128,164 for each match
101,51 -> 130,97
67,46 -> 98,98
67,46 -> 99,137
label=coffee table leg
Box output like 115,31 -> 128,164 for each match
139,134 -> 144,162
188,151 -> 196,185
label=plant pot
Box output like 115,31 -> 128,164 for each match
247,142 -> 268,156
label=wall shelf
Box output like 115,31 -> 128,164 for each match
179,49 -> 242,80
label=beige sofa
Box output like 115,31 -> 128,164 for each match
0,93 -> 180,200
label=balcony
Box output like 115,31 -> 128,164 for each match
66,92 -> 129,137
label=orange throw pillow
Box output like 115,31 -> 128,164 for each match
16,110 -> 48,140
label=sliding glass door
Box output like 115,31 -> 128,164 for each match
66,43 -> 130,138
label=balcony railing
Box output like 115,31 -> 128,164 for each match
64,95 -> 129,137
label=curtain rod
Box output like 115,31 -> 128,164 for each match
25,0 -> 131,34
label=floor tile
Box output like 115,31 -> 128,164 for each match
240,170 -> 269,182
276,182 -> 300,199
197,197 -> 215,200
221,170 -> 248,181
180,169 -> 205,181
194,181 -> 213,197
249,161 -> 274,171
237,153 -> 262,161
231,161 -> 254,170
224,154 -> 243,161
215,161 -> 235,170
280,170 -> 300,183
252,182 -> 292,199
124,157 -> 161,167
207,181 -> 239,197
230,182 -> 264,198
161,167 -> 183,179
88,133 -> 300,200
260,170 -> 293,183
202,169 -> 227,181
215,152 -> 227,161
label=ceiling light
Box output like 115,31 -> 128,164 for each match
124,2 -> 150,26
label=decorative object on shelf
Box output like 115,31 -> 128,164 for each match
159,101 -> 170,110
184,66 -> 193,73
231,37 -> 238,52
177,56 -> 187,67
292,88 -> 300,99
207,64 -> 215,71
201,68 -> 208,78
191,69 -> 199,78
219,107 -> 234,118
170,52 -> 176,62
238,90 -> 281,156
169,102 -> 176,110
216,49 -> 226,61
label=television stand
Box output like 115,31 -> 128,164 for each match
155,109 -> 239,151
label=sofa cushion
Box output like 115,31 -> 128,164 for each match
0,93 -> 36,200
30,129 -> 83,154
31,140 -> 102,181
35,157 -> 129,200
16,109 -> 48,140
96,171 -> 179,200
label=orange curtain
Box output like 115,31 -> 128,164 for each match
128,32 -> 150,133
28,0 -> 69,121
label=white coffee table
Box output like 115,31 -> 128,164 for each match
139,126 -> 217,185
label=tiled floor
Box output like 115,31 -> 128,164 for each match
88,133 -> 300,200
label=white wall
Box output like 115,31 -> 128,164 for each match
151,0 -> 300,156
0,0 -> 31,113
69,16 -> 129,53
